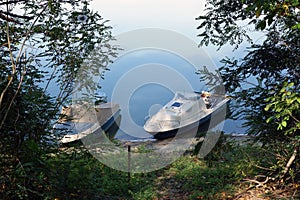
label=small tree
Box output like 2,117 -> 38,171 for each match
0,0 -> 117,198
197,0 -> 299,183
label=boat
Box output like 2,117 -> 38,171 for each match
143,90 -> 230,139
53,101 -> 120,144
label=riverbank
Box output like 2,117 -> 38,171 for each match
52,134 -> 298,200
2,134 -> 298,199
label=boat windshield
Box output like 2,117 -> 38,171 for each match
171,102 -> 182,107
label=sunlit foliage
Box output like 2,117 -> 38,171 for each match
197,0 -> 299,183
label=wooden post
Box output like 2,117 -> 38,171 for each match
127,145 -> 131,182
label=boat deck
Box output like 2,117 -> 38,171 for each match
58,102 -> 120,126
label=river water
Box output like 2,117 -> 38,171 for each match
97,49 -> 246,141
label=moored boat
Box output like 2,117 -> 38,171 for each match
54,102 -> 120,143
143,90 -> 229,139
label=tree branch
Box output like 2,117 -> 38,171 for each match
0,1 -> 17,112
0,0 -> 27,6
282,148 -> 298,178
0,10 -> 34,20
0,3 -> 48,129
0,10 -> 34,25
0,13 -> 21,24
243,175 -> 270,188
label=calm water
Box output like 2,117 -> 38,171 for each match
99,49 -> 246,141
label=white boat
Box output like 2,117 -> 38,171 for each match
143,91 -> 229,139
54,102 -> 120,143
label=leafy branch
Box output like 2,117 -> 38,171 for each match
0,3 -> 48,129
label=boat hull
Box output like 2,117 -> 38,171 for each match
54,103 -> 120,143
59,109 -> 120,143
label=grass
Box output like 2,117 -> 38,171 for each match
43,136 -> 266,200
1,135 -> 299,199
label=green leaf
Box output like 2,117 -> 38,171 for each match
287,82 -> 294,87
275,107 -> 282,112
286,99 -> 292,104
265,104 -> 272,111
292,23 -> 300,30
256,8 -> 261,17
266,117 -> 273,123
280,87 -> 286,93
281,121 -> 287,127
277,124 -> 283,130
